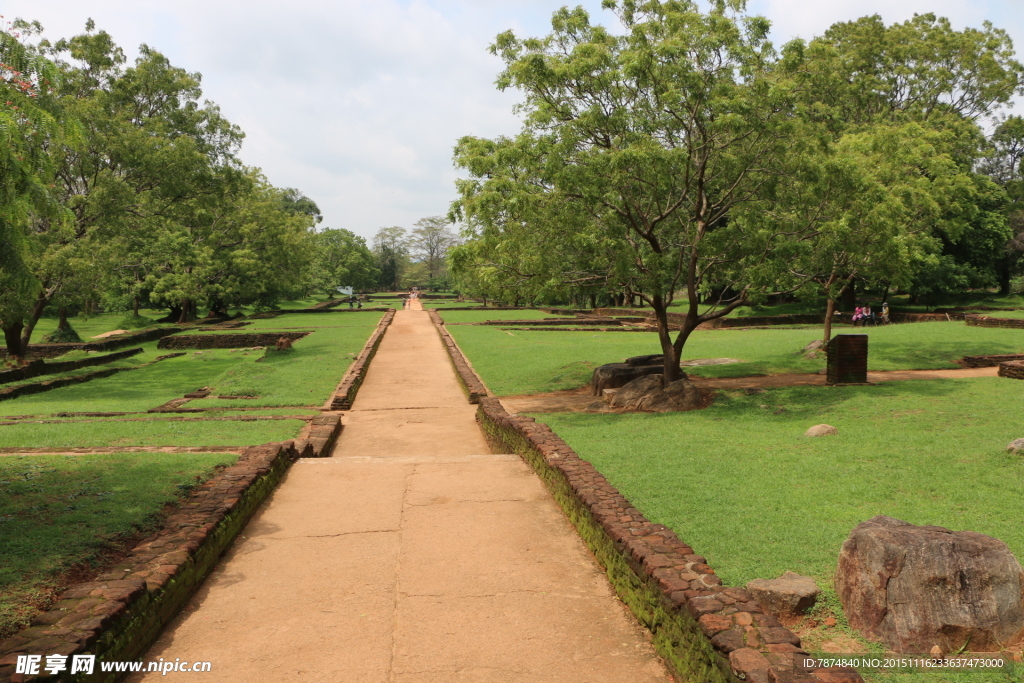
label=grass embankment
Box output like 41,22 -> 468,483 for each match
536,378 -> 1024,681
446,318 -> 1024,395
0,452 -> 236,638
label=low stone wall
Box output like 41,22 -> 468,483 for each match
327,310 -> 396,410
273,307 -> 391,314
0,328 -> 183,360
428,306 -> 525,311
156,332 -> 310,350
432,315 -> 862,683
480,318 -> 616,326
891,312 -> 963,322
0,353 -> 185,403
428,310 -> 487,403
998,360 -> 1024,379
959,354 -> 1024,368
295,414 -> 344,455
0,348 -> 143,385
964,314 -> 1024,329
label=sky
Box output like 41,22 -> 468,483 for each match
2,0 -> 1022,242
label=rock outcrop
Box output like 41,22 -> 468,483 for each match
835,515 -> 1024,652
606,374 -> 702,412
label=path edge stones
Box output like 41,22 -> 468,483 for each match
427,310 -> 487,403
426,312 -> 863,683
326,309 -> 396,410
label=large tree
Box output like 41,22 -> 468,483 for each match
454,0 -> 802,384
372,226 -> 409,291
770,13 -> 1023,334
409,216 -> 457,287
309,228 -> 378,296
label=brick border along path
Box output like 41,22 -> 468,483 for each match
128,305 -> 671,682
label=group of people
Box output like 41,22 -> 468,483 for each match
402,288 -> 420,310
851,302 -> 890,326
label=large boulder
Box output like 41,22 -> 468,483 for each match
590,361 -> 662,395
835,515 -> 1024,652
607,374 -> 702,412
746,572 -> 821,620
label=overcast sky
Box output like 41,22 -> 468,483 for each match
3,0 -> 1022,241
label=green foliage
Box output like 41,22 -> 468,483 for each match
309,228 -> 378,296
372,226 -> 409,290
454,1 -> 798,365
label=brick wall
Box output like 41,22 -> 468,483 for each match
964,314 -> 1024,329
429,311 -> 487,403
156,332 -> 310,350
959,354 -> 1024,368
0,328 -> 183,360
328,310 -> 396,410
0,348 -> 143,385
998,361 -> 1024,380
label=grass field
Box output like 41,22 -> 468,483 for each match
446,319 -> 1024,395
0,452 -> 237,638
0,419 -> 303,449
187,311 -> 384,408
534,377 -> 1024,681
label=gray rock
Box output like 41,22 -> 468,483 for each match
747,572 -> 820,619
803,339 -> 825,352
835,515 -> 1024,652
805,424 -> 838,437
607,374 -> 702,412
1007,438 -> 1024,454
625,354 -> 664,367
590,362 -> 662,396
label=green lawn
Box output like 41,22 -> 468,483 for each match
439,309 -> 559,324
447,322 -> 1024,395
0,418 -> 303,449
0,346 -> 250,416
187,311 -> 384,408
0,452 -> 237,638
535,377 -> 1024,681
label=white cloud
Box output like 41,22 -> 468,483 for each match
3,0 -> 1021,239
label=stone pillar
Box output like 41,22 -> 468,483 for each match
827,334 -> 868,385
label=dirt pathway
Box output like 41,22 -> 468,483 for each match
130,308 -> 670,682
501,366 -> 1001,414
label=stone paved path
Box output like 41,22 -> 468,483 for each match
129,306 -> 670,682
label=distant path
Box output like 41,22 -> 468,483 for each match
130,305 -> 669,681
501,367 -> 1000,414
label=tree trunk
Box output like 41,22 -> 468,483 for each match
997,261 -> 1011,297
651,295 -> 685,386
178,298 -> 191,324
133,296 -> 140,318
823,297 -> 836,346
841,277 -> 856,310
57,307 -> 71,332
20,290 -> 50,352
2,321 -> 26,361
